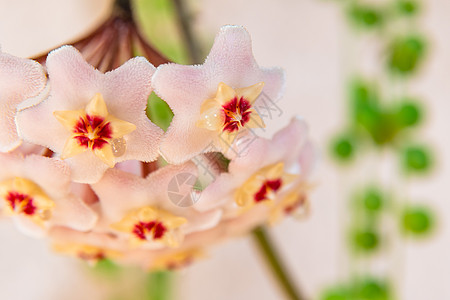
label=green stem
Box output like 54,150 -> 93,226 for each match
145,271 -> 173,300
252,227 -> 307,300
171,0 -> 202,64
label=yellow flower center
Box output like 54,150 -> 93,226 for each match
151,248 -> 205,271
111,206 -> 187,248
53,243 -> 121,265
54,93 -> 136,167
196,82 -> 266,147
0,177 -> 54,225
235,163 -> 297,209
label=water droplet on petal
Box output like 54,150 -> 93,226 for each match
39,209 -> 52,221
111,138 -> 126,157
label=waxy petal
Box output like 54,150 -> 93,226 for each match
92,162 -> 221,239
85,93 -> 108,118
153,25 -> 285,164
17,46 -> 163,183
0,153 -> 97,236
215,82 -> 237,105
0,51 -> 46,152
197,117 -> 312,213
235,82 -> 265,104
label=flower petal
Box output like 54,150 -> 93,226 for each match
153,25 -> 285,164
17,46 -> 163,183
85,93 -> 108,117
0,51 -> 46,152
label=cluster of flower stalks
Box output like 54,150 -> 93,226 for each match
0,17 -> 314,270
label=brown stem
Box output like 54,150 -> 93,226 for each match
141,161 -> 159,178
42,148 -> 54,158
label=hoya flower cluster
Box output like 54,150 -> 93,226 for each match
0,26 -> 314,269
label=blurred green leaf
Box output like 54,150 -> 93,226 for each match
146,92 -> 174,131
349,80 -> 397,145
351,228 -> 380,253
331,134 -> 357,162
361,187 -> 384,213
387,35 -> 426,75
401,144 -> 432,174
395,100 -> 422,128
134,0 -> 189,63
348,4 -> 384,28
396,0 -> 419,16
92,259 -> 122,278
321,285 -> 352,300
145,271 -> 173,300
401,206 -> 434,236
352,277 -> 391,300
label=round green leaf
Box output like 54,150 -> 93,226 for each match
352,277 -> 390,300
402,145 -> 432,174
388,35 -> 426,75
352,229 -> 380,252
396,101 -> 422,128
402,206 -> 434,236
331,135 -> 356,162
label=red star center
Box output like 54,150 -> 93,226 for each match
254,179 -> 283,203
222,96 -> 253,132
132,221 -> 168,241
5,191 -> 37,215
72,114 -> 113,150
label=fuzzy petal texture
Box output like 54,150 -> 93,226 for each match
153,25 -> 285,164
196,117 -> 312,213
91,162 -> 222,243
0,153 -> 97,237
16,46 -> 163,183
0,51 -> 46,152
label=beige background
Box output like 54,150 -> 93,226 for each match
0,0 -> 449,299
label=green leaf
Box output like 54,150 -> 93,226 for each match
145,271 -> 173,300
134,0 -> 189,63
351,228 -> 380,253
331,134 -> 357,162
361,187 -> 384,212
395,100 -> 422,128
320,285 -> 352,300
396,0 -> 419,16
348,4 -> 384,28
146,92 -> 174,131
401,206 -> 434,236
92,259 -> 122,278
401,145 -> 433,174
388,35 -> 427,75
352,277 -> 391,300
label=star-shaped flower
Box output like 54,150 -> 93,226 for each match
0,153 -> 97,237
91,162 -> 222,249
16,46 -> 163,183
0,50 -> 46,152
152,25 -> 285,164
195,117 -> 314,218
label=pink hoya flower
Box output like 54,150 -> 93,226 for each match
152,25 -> 285,164
16,46 -> 163,183
195,117 -> 315,223
91,162 -> 222,249
0,50 -> 46,152
44,117 -> 314,270
0,8 -> 316,278
0,153 -> 97,237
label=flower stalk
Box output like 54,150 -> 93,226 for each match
252,226 -> 307,300
146,271 -> 174,300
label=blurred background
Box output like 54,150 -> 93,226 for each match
0,0 -> 449,299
